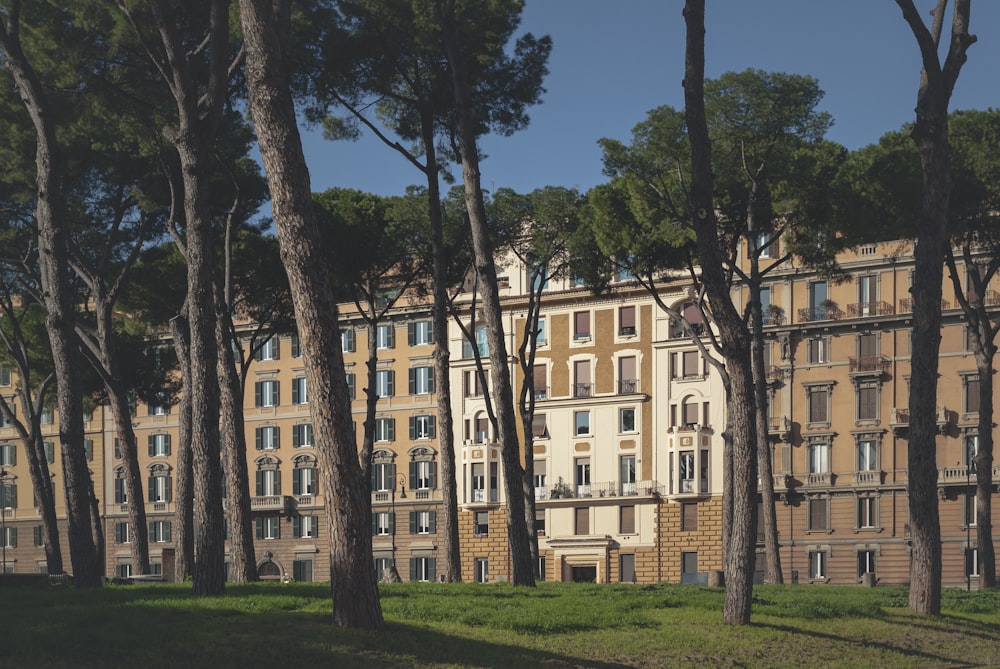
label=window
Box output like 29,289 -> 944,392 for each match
293,461 -> 318,496
0,364 -> 9,385
535,317 -> 547,346
374,417 -> 395,442
40,407 -> 53,424
532,364 -> 547,400
371,461 -> 395,492
620,455 -> 636,495
966,434 -> 978,466
856,550 -> 876,579
535,508 -> 545,536
618,356 -> 637,394
573,360 -> 591,397
616,263 -> 635,282
464,370 -> 485,397
531,414 -> 548,440
346,372 -> 356,400
0,443 -> 15,466
964,374 -> 980,414
408,320 -> 434,346
290,333 -> 301,357
808,440 -> 829,474
373,511 -> 394,536
114,522 -> 130,544
294,515 -> 318,539
574,411 -> 590,436
682,503 -> 698,531
293,423 -> 314,448
620,505 -> 635,534
474,511 -> 489,536
857,275 -> 877,315
619,408 -> 636,433
673,350 -> 701,379
573,311 -> 591,340
808,337 -> 829,364
808,498 -> 829,531
293,560 -> 314,582
254,380 -> 279,408
149,520 -> 172,543
43,441 -> 54,464
471,462 -> 486,502
84,439 -> 93,462
148,433 -> 171,457
410,459 -> 435,490
474,416 -> 490,443
113,471 -> 127,504
531,263 -> 549,291
255,467 -> 281,497
857,383 -> 878,421
620,554 -> 636,583
341,328 -> 355,352
809,551 -> 827,580
148,466 -> 172,503
858,439 -> 877,471
533,460 -> 547,499
255,426 -> 280,450
256,337 -> 279,361
965,489 -> 977,528
619,305 -> 636,336
115,563 -> 131,579
575,457 -> 591,497
808,281 -> 828,309
680,451 -> 695,492
858,497 -> 877,529
410,510 -> 436,535
475,558 -> 489,583
291,377 -> 308,405
575,506 -> 590,535
410,557 -> 436,582
463,325 -> 489,358
256,516 -> 281,540
409,366 -> 434,395
807,386 -> 829,424
376,324 -> 394,349
409,414 -> 436,440
375,370 -> 394,398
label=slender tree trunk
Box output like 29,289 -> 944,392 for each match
106,385 -> 151,575
24,428 -> 63,575
239,0 -> 383,628
0,12 -> 102,587
438,0 -> 534,587
170,311 -> 195,582
896,0 -> 973,615
974,355 -> 995,588
216,304 -> 257,582
684,0 -> 758,624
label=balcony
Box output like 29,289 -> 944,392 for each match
761,310 -> 785,326
547,479 -> 662,500
533,387 -> 548,401
849,355 -> 890,376
890,407 -> 909,435
618,378 -> 639,394
938,463 -> 1000,485
251,495 -> 287,511
765,366 -> 784,384
797,305 -> 843,323
854,470 -> 884,486
898,297 -> 950,313
573,383 -> 592,398
846,301 -> 895,318
804,472 -> 834,487
767,416 -> 791,441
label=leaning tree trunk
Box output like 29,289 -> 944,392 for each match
170,311 -> 195,582
896,0 -> 973,616
24,428 -> 63,575
684,0 -> 759,624
239,0 -> 383,628
439,0 -> 534,586
106,384 -> 151,575
216,305 -> 257,583
0,18 -> 102,587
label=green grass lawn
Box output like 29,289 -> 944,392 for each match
1,580 -> 998,668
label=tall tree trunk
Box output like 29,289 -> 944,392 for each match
239,0 -> 383,628
974,354 -> 995,587
896,0 -> 973,615
216,304 -> 257,582
170,311 -> 195,582
25,428 -> 63,575
0,9 -> 102,587
438,0 -> 534,586
106,385 -> 151,575
684,0 -> 758,624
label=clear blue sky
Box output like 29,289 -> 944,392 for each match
297,1 -> 1000,198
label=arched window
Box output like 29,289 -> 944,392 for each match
292,454 -> 318,496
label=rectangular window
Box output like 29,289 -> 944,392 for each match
573,360 -> 591,397
619,505 -> 635,534
255,469 -> 280,497
464,370 -> 485,397
532,364 -> 547,399
346,372 -> 356,400
682,551 -> 698,575
294,515 -> 318,539
574,411 -> 590,436
619,407 -> 636,433
474,511 -> 489,536
858,275 -> 876,315
408,320 -> 434,346
575,507 -> 590,535
0,364 -> 9,385
409,414 -> 436,440
148,473 -> 172,503
255,426 -> 280,450
680,451 -> 695,492
372,462 -> 394,492
410,460 -> 435,490
114,476 -> 127,504
373,511 -> 394,536
43,441 -> 55,464
292,423 -> 314,448
965,375 -> 980,414
967,548 -> 980,579
618,356 -> 637,394
374,417 -> 395,442
290,334 -> 301,358
857,384 -> 878,421
375,370 -> 394,398
682,502 -> 698,531
376,324 -> 394,350
533,460 -> 547,499
620,455 -> 636,495
148,433 -> 171,457
0,443 -> 15,466
809,281 -> 828,309
471,462 -> 485,502
858,497 -> 876,529
809,551 -> 827,580
256,337 -> 279,361
808,498 -> 829,531
40,407 -> 54,424
527,414 -> 547,440
292,467 -> 317,496
754,230 -> 774,258
808,441 -> 829,474
341,328 -> 355,353
256,515 -> 281,540
116,563 -> 131,579
291,377 -> 308,405
83,439 -> 93,462
254,380 -> 279,408
808,337 -> 828,364
463,325 -> 489,358
858,440 -> 877,471
114,522 -> 130,544
408,366 -> 434,395
808,387 -> 829,423
620,554 -> 636,583
293,559 -> 314,582
575,457 -> 591,497
410,557 -> 436,582
474,558 -> 489,584
409,510 -> 436,535
475,416 -> 490,443
619,306 -> 636,336
148,520 -> 172,543
535,317 -> 547,346
573,311 -> 591,340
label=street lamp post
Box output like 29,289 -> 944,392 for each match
389,473 -> 406,581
